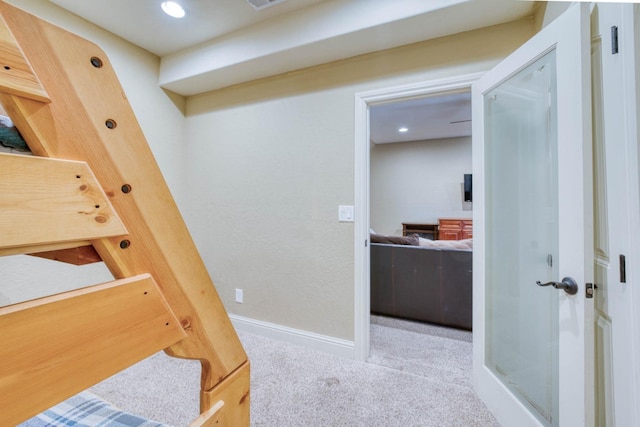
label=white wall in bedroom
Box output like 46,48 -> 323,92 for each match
370,136 -> 472,236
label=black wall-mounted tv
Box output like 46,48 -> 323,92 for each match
464,173 -> 472,202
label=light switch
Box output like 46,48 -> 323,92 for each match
338,205 -> 354,222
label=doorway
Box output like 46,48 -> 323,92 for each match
353,73 -> 482,361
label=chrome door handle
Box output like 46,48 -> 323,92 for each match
536,277 -> 578,295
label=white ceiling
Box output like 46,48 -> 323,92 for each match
50,0 -> 327,57
47,0 -> 535,143
370,92 -> 471,144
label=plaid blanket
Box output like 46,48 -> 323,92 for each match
19,391 -> 170,427
0,114 -> 29,151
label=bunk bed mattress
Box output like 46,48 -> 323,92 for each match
19,391 -> 170,427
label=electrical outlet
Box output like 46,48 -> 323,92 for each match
235,288 -> 243,303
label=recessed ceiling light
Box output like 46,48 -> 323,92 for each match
398,127 -> 409,133
161,1 -> 186,18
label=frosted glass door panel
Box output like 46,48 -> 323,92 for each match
484,51 -> 559,426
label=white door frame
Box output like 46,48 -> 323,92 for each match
353,72 -> 483,361
622,4 -> 640,424
591,4 -> 640,426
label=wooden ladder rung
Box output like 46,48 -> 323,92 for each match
0,239 -> 90,258
0,273 -> 187,426
0,153 -> 127,251
0,12 -> 49,102
189,400 -> 225,427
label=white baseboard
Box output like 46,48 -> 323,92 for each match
229,314 -> 355,359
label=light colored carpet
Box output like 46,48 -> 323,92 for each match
90,317 -> 498,426
368,315 -> 473,387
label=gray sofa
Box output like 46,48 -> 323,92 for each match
370,241 -> 472,330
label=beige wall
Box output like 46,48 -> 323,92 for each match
0,1 -> 187,305
0,0 -> 536,342
371,137 -> 472,236
184,19 -> 535,341
538,1 -> 572,29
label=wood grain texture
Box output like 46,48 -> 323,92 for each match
189,400 -> 225,427
201,362 -> 251,427
0,239 -> 91,257
0,11 -> 48,102
0,153 -> 127,249
30,244 -> 102,265
0,274 -> 187,426
0,0 -> 247,408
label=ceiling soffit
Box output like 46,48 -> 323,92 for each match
160,0 -> 534,95
49,0 -> 535,96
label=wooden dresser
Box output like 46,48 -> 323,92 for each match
438,218 -> 473,240
402,223 -> 439,240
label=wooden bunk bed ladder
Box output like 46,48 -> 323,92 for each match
0,2 -> 249,426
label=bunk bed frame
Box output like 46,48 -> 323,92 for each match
0,2 -> 249,425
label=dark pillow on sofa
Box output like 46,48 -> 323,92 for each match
370,233 -> 419,246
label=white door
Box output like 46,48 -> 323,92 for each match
591,3 -> 640,426
472,4 -> 594,427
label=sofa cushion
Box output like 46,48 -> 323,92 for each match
418,238 -> 473,250
370,233 -> 419,246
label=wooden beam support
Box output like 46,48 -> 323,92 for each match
29,244 -> 102,265
0,273 -> 187,426
0,0 -> 247,396
0,153 -> 127,249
